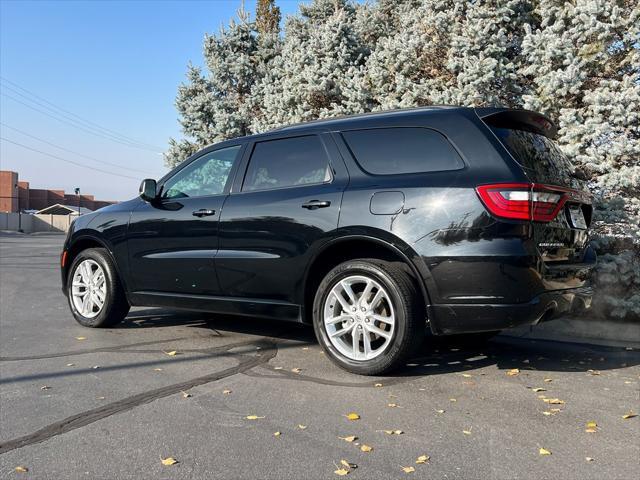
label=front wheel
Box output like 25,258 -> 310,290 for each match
66,247 -> 130,327
312,259 -> 425,375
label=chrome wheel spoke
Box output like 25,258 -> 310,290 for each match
325,314 -> 351,326
341,280 -> 357,305
332,291 -> 352,314
365,323 -> 392,340
330,322 -> 355,338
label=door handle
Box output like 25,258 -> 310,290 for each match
301,200 -> 331,210
192,209 -> 216,217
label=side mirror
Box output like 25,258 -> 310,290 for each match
139,179 -> 158,202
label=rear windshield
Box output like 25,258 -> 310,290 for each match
491,127 -> 583,189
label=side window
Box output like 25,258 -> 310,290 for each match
162,145 -> 241,199
342,127 -> 464,175
242,135 -> 331,192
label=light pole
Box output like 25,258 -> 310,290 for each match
74,187 -> 80,216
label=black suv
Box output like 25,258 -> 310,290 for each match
61,107 -> 595,374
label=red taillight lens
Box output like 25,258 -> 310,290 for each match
476,183 -> 566,222
61,250 -> 68,267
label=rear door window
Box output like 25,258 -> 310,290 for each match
242,135 -> 332,192
341,127 -> 464,175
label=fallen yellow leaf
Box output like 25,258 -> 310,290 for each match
374,383 -> 383,387
532,388 -> 546,392
622,412 -> 637,419
388,403 -> 400,408
585,428 -> 597,433
66,363 -> 75,367
75,336 -> 86,340
544,378 -> 553,382
383,430 -> 403,435
345,413 -> 360,421
274,431 -> 281,436
223,389 -> 232,395
340,460 -> 356,469
543,398 -> 565,405
360,444 -> 373,452
245,415 -> 265,420
161,457 -> 178,466
461,373 -> 472,378
15,466 -> 28,473
154,368 -> 163,371
415,455 -> 430,464
539,448 -> 552,456
462,430 -> 472,435
586,421 -> 597,429
402,466 -> 416,473
585,457 -> 594,462
506,368 -> 520,376
436,409 -> 445,414
449,398 -> 457,402
334,468 -> 349,476
181,391 -> 192,398
339,435 -> 357,442
292,368 -> 302,373
165,350 -> 178,356
40,385 -> 51,390
298,424 -> 307,430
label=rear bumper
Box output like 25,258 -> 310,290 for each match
428,285 -> 593,335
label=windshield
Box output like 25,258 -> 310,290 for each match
491,127 -> 584,190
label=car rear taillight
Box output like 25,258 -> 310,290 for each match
476,183 -> 568,222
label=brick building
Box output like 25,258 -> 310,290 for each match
0,170 -> 116,213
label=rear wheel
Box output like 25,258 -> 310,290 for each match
312,259 -> 425,375
66,248 -> 129,327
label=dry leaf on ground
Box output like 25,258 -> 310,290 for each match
506,368 -> 520,376
291,368 -> 302,373
622,412 -> 637,419
374,383 -> 383,387
585,457 -> 594,462
161,457 -> 178,466
75,336 -> 86,340
344,413 -> 360,420
416,455 -> 430,464
164,350 -> 178,356
181,391 -> 192,398
543,398 -> 565,405
298,424 -> 307,430
436,409 -> 445,414
40,385 -> 50,390
223,389 -> 232,395
15,466 -> 28,473
245,415 -> 265,420
334,468 -> 349,476
462,430 -> 472,435
274,431 -> 281,436
539,448 -> 552,456
383,430 -> 403,435
360,444 -> 373,452
402,466 -> 416,473
339,435 -> 357,442
544,378 -> 553,382
532,388 -> 546,392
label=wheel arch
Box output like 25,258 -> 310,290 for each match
63,233 -> 128,294
301,233 -> 433,326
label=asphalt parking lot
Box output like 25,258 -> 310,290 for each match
0,233 -> 638,479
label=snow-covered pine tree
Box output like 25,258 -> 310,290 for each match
252,0 -> 368,131
165,7 -> 262,168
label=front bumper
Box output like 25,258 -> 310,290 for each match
428,285 -> 593,335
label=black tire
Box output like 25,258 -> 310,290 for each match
312,258 -> 425,375
66,247 -> 130,328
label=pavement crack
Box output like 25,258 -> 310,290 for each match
0,340 -> 277,455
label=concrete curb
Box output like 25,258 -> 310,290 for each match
502,315 -> 640,349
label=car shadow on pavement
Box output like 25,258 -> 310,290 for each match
118,308 -> 640,379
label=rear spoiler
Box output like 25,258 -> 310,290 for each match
476,108 -> 557,139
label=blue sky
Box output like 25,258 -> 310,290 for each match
0,0 -> 301,200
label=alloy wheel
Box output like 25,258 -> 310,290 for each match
71,259 -> 107,319
323,274 -> 395,361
